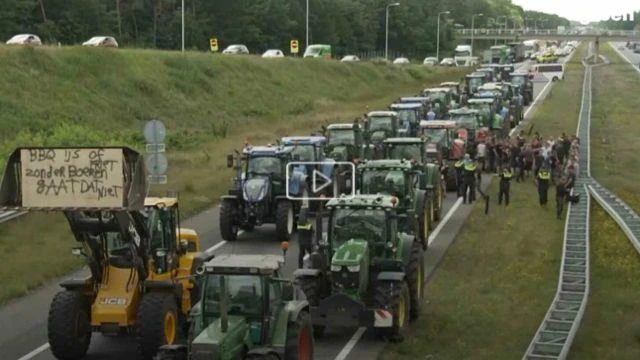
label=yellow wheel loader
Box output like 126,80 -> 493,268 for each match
0,147 -> 214,360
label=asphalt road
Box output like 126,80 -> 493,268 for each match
609,41 -> 640,67
3,61 -> 549,360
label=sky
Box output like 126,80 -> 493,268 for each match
512,0 -> 638,23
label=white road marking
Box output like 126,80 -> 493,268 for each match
427,197 -> 463,246
609,42 -> 640,75
16,343 -> 50,360
333,327 -> 367,360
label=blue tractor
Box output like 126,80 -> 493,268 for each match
220,144 -> 308,241
280,136 -> 336,200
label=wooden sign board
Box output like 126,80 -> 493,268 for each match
20,148 -> 124,208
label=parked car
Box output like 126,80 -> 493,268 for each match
440,57 -> 456,66
393,57 -> 410,65
423,57 -> 438,65
222,44 -> 249,54
340,55 -> 360,62
262,49 -> 284,58
82,36 -> 118,48
6,34 -> 42,46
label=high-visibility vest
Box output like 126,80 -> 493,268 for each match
454,160 -> 464,168
297,223 -> 312,231
464,163 -> 477,172
538,170 -> 550,180
502,170 -> 513,178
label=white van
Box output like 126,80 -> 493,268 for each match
533,63 -> 565,81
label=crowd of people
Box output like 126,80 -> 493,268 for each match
456,130 -> 581,219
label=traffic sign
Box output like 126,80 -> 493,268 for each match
145,143 -> 166,153
290,39 -> 299,54
143,120 -> 166,144
145,152 -> 168,176
210,38 -> 219,52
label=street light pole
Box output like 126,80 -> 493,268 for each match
385,2 -> 400,61
471,13 -> 483,56
436,11 -> 450,62
181,0 -> 185,52
306,0 -> 309,48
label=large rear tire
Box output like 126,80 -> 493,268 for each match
275,200 -> 294,241
220,199 -> 239,241
284,310 -> 314,360
48,290 -> 92,360
298,277 -> 326,338
406,242 -> 425,321
373,280 -> 410,341
136,292 -> 179,360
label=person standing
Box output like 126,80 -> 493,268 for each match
295,208 -> 315,269
555,175 -> 567,219
536,166 -> 552,207
476,141 -> 487,172
498,167 -> 513,206
462,155 -> 478,204
454,158 -> 465,197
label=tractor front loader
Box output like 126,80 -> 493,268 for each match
155,251 -> 314,360
0,147 -> 213,360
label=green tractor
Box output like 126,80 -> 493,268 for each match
382,137 -> 446,222
464,73 -> 487,95
356,159 -> 432,244
509,71 -> 534,105
322,122 -> 364,196
467,97 -> 497,128
156,252 -> 314,360
363,111 -> 403,159
294,194 -> 426,340
422,87 -> 456,116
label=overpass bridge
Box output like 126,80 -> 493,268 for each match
455,28 -> 638,41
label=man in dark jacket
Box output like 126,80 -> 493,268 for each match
296,207 -> 314,268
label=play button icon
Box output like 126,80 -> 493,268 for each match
312,169 -> 332,193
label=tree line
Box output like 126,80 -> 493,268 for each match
0,0 -> 569,56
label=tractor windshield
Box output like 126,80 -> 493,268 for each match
469,103 -> 491,116
331,208 -> 387,245
361,169 -> 406,197
202,274 -> 263,318
421,128 -> 447,142
327,129 -> 355,146
388,144 -> 422,161
510,75 -> 525,86
450,113 -> 480,129
424,91 -> 446,103
396,109 -> 417,126
247,156 -> 282,175
367,116 -> 393,132
290,145 -> 315,162
467,77 -> 483,90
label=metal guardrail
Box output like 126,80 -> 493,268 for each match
455,28 -> 638,37
522,60 -> 593,360
0,210 -> 27,223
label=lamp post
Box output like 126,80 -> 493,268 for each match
306,0 -> 309,48
496,15 -> 507,45
471,13 -> 483,55
436,11 -> 450,62
385,2 -> 400,61
181,0 -> 185,52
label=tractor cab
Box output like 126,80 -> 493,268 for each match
475,68 -> 495,83
465,73 -> 487,95
439,81 -> 461,102
280,136 -> 333,185
396,96 -> 430,118
509,72 -> 534,105
364,111 -> 402,159
485,64 -> 513,81
467,98 -> 497,128
421,87 -> 455,116
448,108 -> 487,143
389,103 -> 422,136
477,83 -> 506,105
383,137 -> 427,165
324,122 -> 364,162
419,120 -> 460,160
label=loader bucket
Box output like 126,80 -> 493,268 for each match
0,147 -> 148,210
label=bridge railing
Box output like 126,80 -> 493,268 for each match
455,28 -> 638,37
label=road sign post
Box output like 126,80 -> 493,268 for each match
144,119 -> 168,185
209,37 -> 219,52
290,39 -> 299,55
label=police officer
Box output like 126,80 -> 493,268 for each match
454,158 -> 465,197
536,165 -> 552,207
462,155 -> 478,204
296,207 -> 314,269
498,167 -> 513,206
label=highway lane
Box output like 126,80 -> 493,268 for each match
6,60 -> 545,360
609,41 -> 640,68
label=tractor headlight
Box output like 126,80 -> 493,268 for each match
347,265 -> 360,272
331,264 -> 342,272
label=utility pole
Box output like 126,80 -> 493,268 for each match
181,0 -> 185,52
385,3 -> 400,60
306,0 -> 309,48
471,13 -> 483,56
436,11 -> 450,62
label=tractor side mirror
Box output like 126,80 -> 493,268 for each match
226,154 -> 234,168
281,282 -> 294,301
179,239 -> 189,253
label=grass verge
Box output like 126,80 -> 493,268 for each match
567,42 -> 640,358
382,43 -> 587,359
0,46 -> 468,304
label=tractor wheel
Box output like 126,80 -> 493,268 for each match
434,186 -> 443,222
406,242 -> 425,321
220,199 -> 239,241
136,292 -> 179,360
47,290 -> 92,360
284,310 -> 314,360
373,280 -> 411,340
298,277 -> 326,338
275,200 -> 294,241
428,197 -> 435,231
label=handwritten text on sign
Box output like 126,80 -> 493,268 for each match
21,148 -> 124,208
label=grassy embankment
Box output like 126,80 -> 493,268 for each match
568,43 -> 640,360
0,46 -> 468,304
383,42 -> 588,359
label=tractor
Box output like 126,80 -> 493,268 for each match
220,144 -> 307,242
421,87 -> 456,117
485,64 -> 515,81
388,103 -> 422,136
395,96 -> 430,118
464,73 -> 487,96
475,68 -> 495,83
419,120 -> 464,191
294,194 -> 426,340
321,122 -> 364,197
356,159 -> 431,243
382,137 -> 446,223
509,71 -> 534,105
363,111 -> 404,160
439,81 -> 462,103
155,252 -> 314,360
467,97 -> 498,129
0,146 -> 213,360
448,108 -> 489,144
